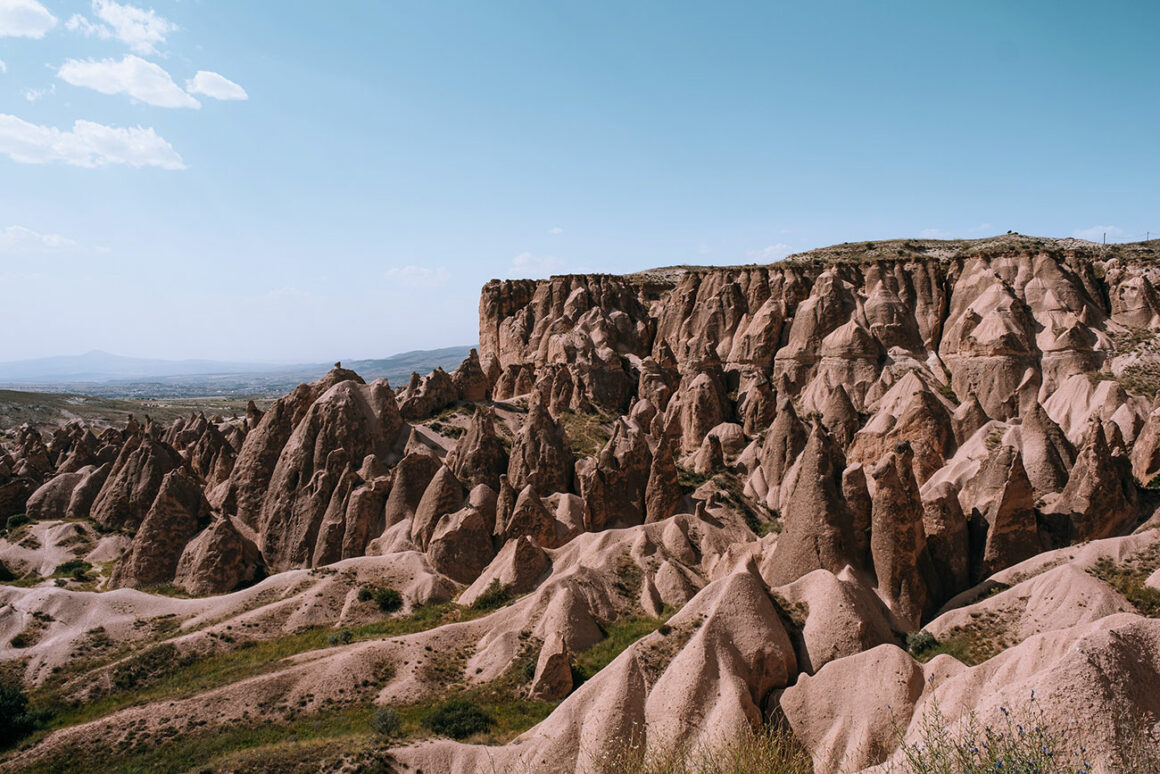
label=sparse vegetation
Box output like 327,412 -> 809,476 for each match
52,559 -> 93,581
887,694 -> 1160,773
422,699 -> 495,739
590,721 -> 812,774
573,611 -> 675,685
560,410 -> 613,457
368,706 -> 400,738
1088,557 -> 1160,617
6,513 -> 29,531
358,584 -> 403,613
677,467 -> 713,494
471,579 -> 513,610
905,612 -> 1010,667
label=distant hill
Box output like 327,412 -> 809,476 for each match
0,346 -> 476,398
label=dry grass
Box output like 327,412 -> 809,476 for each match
588,722 -> 812,774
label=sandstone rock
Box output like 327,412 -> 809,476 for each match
1018,398 -> 1075,495
764,425 -> 860,586
868,446 -> 930,628
821,384 -> 860,449
384,450 -> 442,527
230,367 -> 366,530
644,437 -> 682,523
451,348 -> 489,402
258,379 -> 404,571
500,485 -> 557,547
507,400 -> 574,495
967,444 -> 1041,579
399,367 -> 458,421
576,418 -> 651,531
112,468 -> 211,588
921,480 -> 970,604
174,514 -> 264,595
446,408 -> 507,490
690,433 -> 724,476
410,465 -> 466,550
530,633 -> 573,701
427,506 -> 495,584
1045,419 -> 1137,542
90,434 -> 183,531
460,535 -> 550,606
757,396 -> 807,512
25,470 -> 88,521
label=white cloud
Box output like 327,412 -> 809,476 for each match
23,84 -> 54,101
0,113 -> 185,169
1074,225 -> 1123,243
58,55 -> 200,108
0,60 -> 7,74
747,243 -> 793,262
0,225 -> 78,252
508,252 -> 565,278
384,265 -> 451,287
548,226 -> 563,235
0,0 -> 57,38
66,0 -> 176,55
185,70 -> 247,101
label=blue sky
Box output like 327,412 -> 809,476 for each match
1,0 -> 1158,362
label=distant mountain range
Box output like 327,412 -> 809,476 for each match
0,347 -> 475,398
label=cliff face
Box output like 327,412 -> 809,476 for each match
479,238 -> 1160,425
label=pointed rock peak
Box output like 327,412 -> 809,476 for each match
952,394 -> 990,444
822,385 -> 860,447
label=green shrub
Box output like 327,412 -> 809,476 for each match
6,514 -> 29,531
369,706 -> 400,738
471,579 -> 512,611
0,679 -> 40,749
360,585 -> 404,613
423,699 -> 495,739
0,560 -> 14,582
112,644 -> 185,690
54,559 -> 92,579
905,630 -> 938,658
326,629 -> 353,646
9,632 -> 31,649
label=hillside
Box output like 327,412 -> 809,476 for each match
3,236 -> 1160,772
0,346 -> 476,400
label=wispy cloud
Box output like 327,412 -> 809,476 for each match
508,252 -> 565,278
0,0 -> 57,39
185,70 -> 247,101
385,265 -> 451,287
58,55 -> 200,108
0,60 -> 7,74
918,228 -> 948,238
66,0 -> 176,55
1074,225 -> 1123,243
22,83 -> 54,101
747,243 -> 793,262
548,226 -> 563,235
0,225 -> 78,252
0,113 -> 185,169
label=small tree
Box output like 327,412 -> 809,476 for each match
0,679 -> 39,749
370,706 -> 401,738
